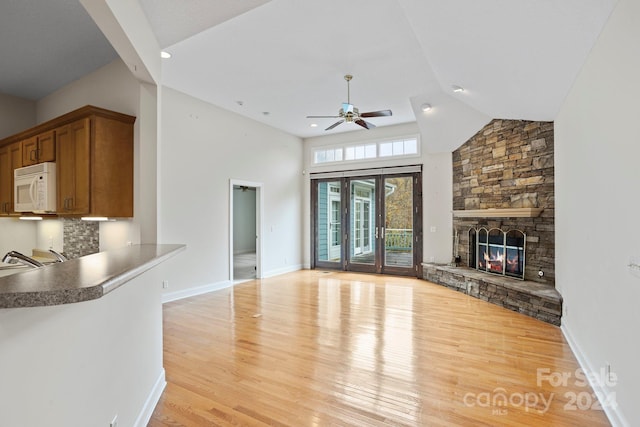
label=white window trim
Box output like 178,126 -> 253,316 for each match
311,134 -> 421,167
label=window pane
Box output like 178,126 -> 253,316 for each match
335,148 -> 343,161
317,181 -> 341,263
404,138 -> 417,154
355,145 -> 365,159
365,144 -> 376,158
345,147 -> 355,160
384,176 -> 413,267
379,142 -> 392,157
326,150 -> 334,162
393,141 -> 404,155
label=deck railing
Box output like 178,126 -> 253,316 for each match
385,228 -> 413,251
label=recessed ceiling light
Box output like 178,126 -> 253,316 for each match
160,51 -> 172,59
452,85 -> 464,93
310,123 -> 318,128
421,103 -> 432,112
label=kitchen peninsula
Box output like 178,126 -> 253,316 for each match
0,243 -> 184,308
0,244 -> 185,427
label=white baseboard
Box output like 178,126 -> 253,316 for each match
162,280 -> 232,303
561,324 -> 628,427
134,369 -> 166,427
261,264 -> 302,279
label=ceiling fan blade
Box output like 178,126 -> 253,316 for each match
355,119 -> 376,130
360,109 -> 392,118
325,120 -> 344,130
307,115 -> 341,118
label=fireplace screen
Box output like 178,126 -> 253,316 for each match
469,227 -> 525,279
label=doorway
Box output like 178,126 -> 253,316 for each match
230,179 -> 263,282
311,168 -> 422,277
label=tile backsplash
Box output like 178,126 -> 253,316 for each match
63,218 -> 99,259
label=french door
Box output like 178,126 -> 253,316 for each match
311,169 -> 422,277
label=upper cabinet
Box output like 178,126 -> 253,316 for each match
56,118 -> 91,215
0,142 -> 22,216
22,130 -> 56,166
0,105 -> 136,218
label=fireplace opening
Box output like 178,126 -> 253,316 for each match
469,227 -> 525,280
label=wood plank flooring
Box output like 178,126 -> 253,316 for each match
148,270 -> 611,426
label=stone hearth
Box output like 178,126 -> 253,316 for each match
423,263 -> 562,326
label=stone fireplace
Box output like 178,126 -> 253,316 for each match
423,119 -> 562,325
451,119 -> 555,284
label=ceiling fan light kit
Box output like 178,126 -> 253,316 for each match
307,74 -> 392,131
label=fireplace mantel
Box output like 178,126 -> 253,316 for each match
452,208 -> 543,218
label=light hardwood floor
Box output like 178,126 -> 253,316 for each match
149,270 -> 611,426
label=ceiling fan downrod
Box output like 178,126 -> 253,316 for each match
345,74 -> 352,105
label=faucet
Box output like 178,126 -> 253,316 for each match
49,249 -> 67,262
2,251 -> 45,268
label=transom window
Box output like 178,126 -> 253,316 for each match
312,136 -> 419,165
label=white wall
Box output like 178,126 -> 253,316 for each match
302,122 -> 454,268
0,218 -> 37,256
158,87 -> 303,295
35,219 -> 64,252
0,264 -> 165,427
422,151 -> 452,264
0,93 -> 36,139
555,0 -> 639,425
36,59 -> 139,122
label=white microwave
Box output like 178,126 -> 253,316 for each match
14,162 -> 57,213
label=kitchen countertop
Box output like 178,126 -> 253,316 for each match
0,244 -> 185,308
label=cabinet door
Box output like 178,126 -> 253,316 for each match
0,145 -> 10,215
21,131 -> 55,165
21,136 -> 38,166
37,130 -> 56,162
0,142 -> 22,215
56,119 -> 90,214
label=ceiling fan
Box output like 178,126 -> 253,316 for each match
307,74 -> 392,131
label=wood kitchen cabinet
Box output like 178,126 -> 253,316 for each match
0,105 -> 135,218
56,110 -> 135,217
56,119 -> 91,214
0,142 -> 22,215
22,130 -> 56,166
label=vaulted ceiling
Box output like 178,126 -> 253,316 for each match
1,0 -> 617,141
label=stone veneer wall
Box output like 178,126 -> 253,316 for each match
63,218 -> 99,259
452,119 -> 554,285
